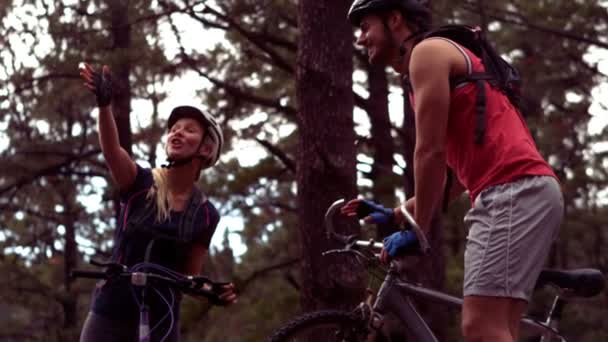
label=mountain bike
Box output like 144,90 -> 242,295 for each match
268,199 -> 606,342
71,259 -> 230,342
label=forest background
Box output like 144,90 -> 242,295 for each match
0,0 -> 607,341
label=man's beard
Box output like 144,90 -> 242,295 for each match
368,34 -> 394,66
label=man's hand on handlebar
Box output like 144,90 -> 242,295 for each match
341,198 -> 421,263
340,198 -> 397,225
341,198 -> 416,225
380,230 -> 419,264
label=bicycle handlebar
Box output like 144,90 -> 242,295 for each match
71,261 -> 231,306
324,198 -> 431,255
71,269 -> 107,279
397,202 -> 431,254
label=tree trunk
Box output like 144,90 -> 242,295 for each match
367,62 -> 398,239
109,0 -> 133,156
62,190 -> 78,330
107,0 -> 133,222
296,0 -> 364,312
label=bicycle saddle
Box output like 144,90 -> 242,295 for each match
536,268 -> 605,298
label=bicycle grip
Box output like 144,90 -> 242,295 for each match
71,269 -> 107,279
186,277 -> 233,306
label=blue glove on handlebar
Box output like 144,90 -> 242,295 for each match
383,230 -> 419,257
356,199 -> 394,225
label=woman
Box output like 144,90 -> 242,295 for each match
78,63 -> 236,341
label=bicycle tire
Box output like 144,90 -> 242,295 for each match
267,309 -> 375,342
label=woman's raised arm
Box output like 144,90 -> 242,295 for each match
79,63 -> 136,191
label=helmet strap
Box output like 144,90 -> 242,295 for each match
381,19 -> 397,50
161,157 -> 193,169
381,17 -> 421,66
398,31 -> 422,57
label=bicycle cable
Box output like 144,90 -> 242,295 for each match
150,286 -> 176,342
127,262 -> 183,342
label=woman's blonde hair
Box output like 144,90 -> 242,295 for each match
147,168 -> 171,222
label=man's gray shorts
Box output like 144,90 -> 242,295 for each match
463,176 -> 563,302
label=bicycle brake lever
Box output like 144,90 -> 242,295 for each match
188,276 -> 233,306
344,234 -> 359,248
90,259 -> 111,267
189,276 -> 230,291
90,259 -> 127,274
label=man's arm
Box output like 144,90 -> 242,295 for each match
408,39 -> 454,234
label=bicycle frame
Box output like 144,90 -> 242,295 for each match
324,199 -> 567,341
369,262 -> 566,341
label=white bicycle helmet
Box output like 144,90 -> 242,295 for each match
166,105 -> 224,169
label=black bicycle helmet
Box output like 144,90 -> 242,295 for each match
166,105 -> 223,169
347,0 -> 431,29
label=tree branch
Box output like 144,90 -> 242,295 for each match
11,73 -> 80,97
254,138 -> 296,172
193,4 -> 295,73
181,55 -> 298,119
0,149 -> 101,196
462,1 -> 608,49
0,204 -> 64,222
239,258 -> 300,290
268,201 -> 297,213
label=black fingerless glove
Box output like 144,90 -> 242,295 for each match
92,68 -> 113,107
210,281 -> 234,306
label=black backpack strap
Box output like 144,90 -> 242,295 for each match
425,28 -> 513,146
179,187 -> 207,244
428,35 -> 490,146
474,79 -> 486,145
114,188 -> 156,263
449,72 -> 493,88
448,72 -> 493,145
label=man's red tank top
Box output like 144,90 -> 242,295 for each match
428,39 -> 556,203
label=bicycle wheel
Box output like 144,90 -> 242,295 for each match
268,310 -> 374,342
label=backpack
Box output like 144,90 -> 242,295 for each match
408,24 -> 524,145
404,25 -> 524,211
113,181 -> 214,264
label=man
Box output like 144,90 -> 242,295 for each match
340,1 -> 563,341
